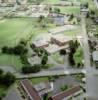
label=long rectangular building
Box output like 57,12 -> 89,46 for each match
20,79 -> 41,100
49,85 -> 82,100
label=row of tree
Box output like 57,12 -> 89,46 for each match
68,40 -> 80,66
22,64 -> 50,74
0,69 -> 16,99
2,44 -> 28,55
0,69 -> 16,86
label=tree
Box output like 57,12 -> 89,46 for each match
69,14 -> 74,21
22,64 -> 41,74
19,39 -> 27,46
38,15 -> 45,22
49,7 -> 52,13
69,40 -> 76,53
60,85 -> 68,91
20,54 -> 28,64
13,44 -> 28,55
0,69 -> 3,75
43,93 -> 48,100
2,46 -> 8,53
1,72 -> 16,86
68,53 -> 75,66
85,2 -> 89,8
41,55 -> 48,65
54,8 -> 60,13
60,49 -> 66,55
91,10 -> 95,15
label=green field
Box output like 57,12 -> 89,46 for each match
31,77 -> 49,84
0,18 -> 33,47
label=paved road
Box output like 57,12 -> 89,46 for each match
15,68 -> 86,79
81,12 -> 98,99
3,86 -> 22,100
94,0 -> 98,8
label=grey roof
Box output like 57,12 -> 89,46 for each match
92,51 -> 98,61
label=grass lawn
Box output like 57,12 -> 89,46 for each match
0,85 -> 8,98
64,28 -> 81,36
31,77 -> 49,84
56,6 -> 80,14
51,52 -> 64,64
0,54 -> 23,70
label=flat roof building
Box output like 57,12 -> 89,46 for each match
20,79 -> 41,100
49,85 -> 82,100
32,38 -> 49,48
44,44 -> 69,54
51,34 -> 72,46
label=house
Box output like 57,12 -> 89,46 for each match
49,85 -> 83,100
19,79 -> 41,100
34,81 -> 53,96
32,38 -> 49,48
51,34 -> 72,46
92,51 -> 98,62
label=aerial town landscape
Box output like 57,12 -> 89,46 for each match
0,0 -> 98,100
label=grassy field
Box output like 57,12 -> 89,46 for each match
55,6 -> 80,14
31,77 -> 49,84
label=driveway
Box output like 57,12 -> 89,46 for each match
52,76 -> 80,95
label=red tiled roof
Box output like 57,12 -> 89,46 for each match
50,85 -> 81,100
20,79 -> 41,100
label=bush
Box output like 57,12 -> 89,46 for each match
60,49 -> 66,55
0,69 -> 3,75
0,72 -> 16,86
60,85 -> 68,91
41,55 -> 48,65
48,76 -> 55,82
2,44 -> 28,55
22,64 -> 41,74
2,46 -> 8,53
20,54 -> 28,64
